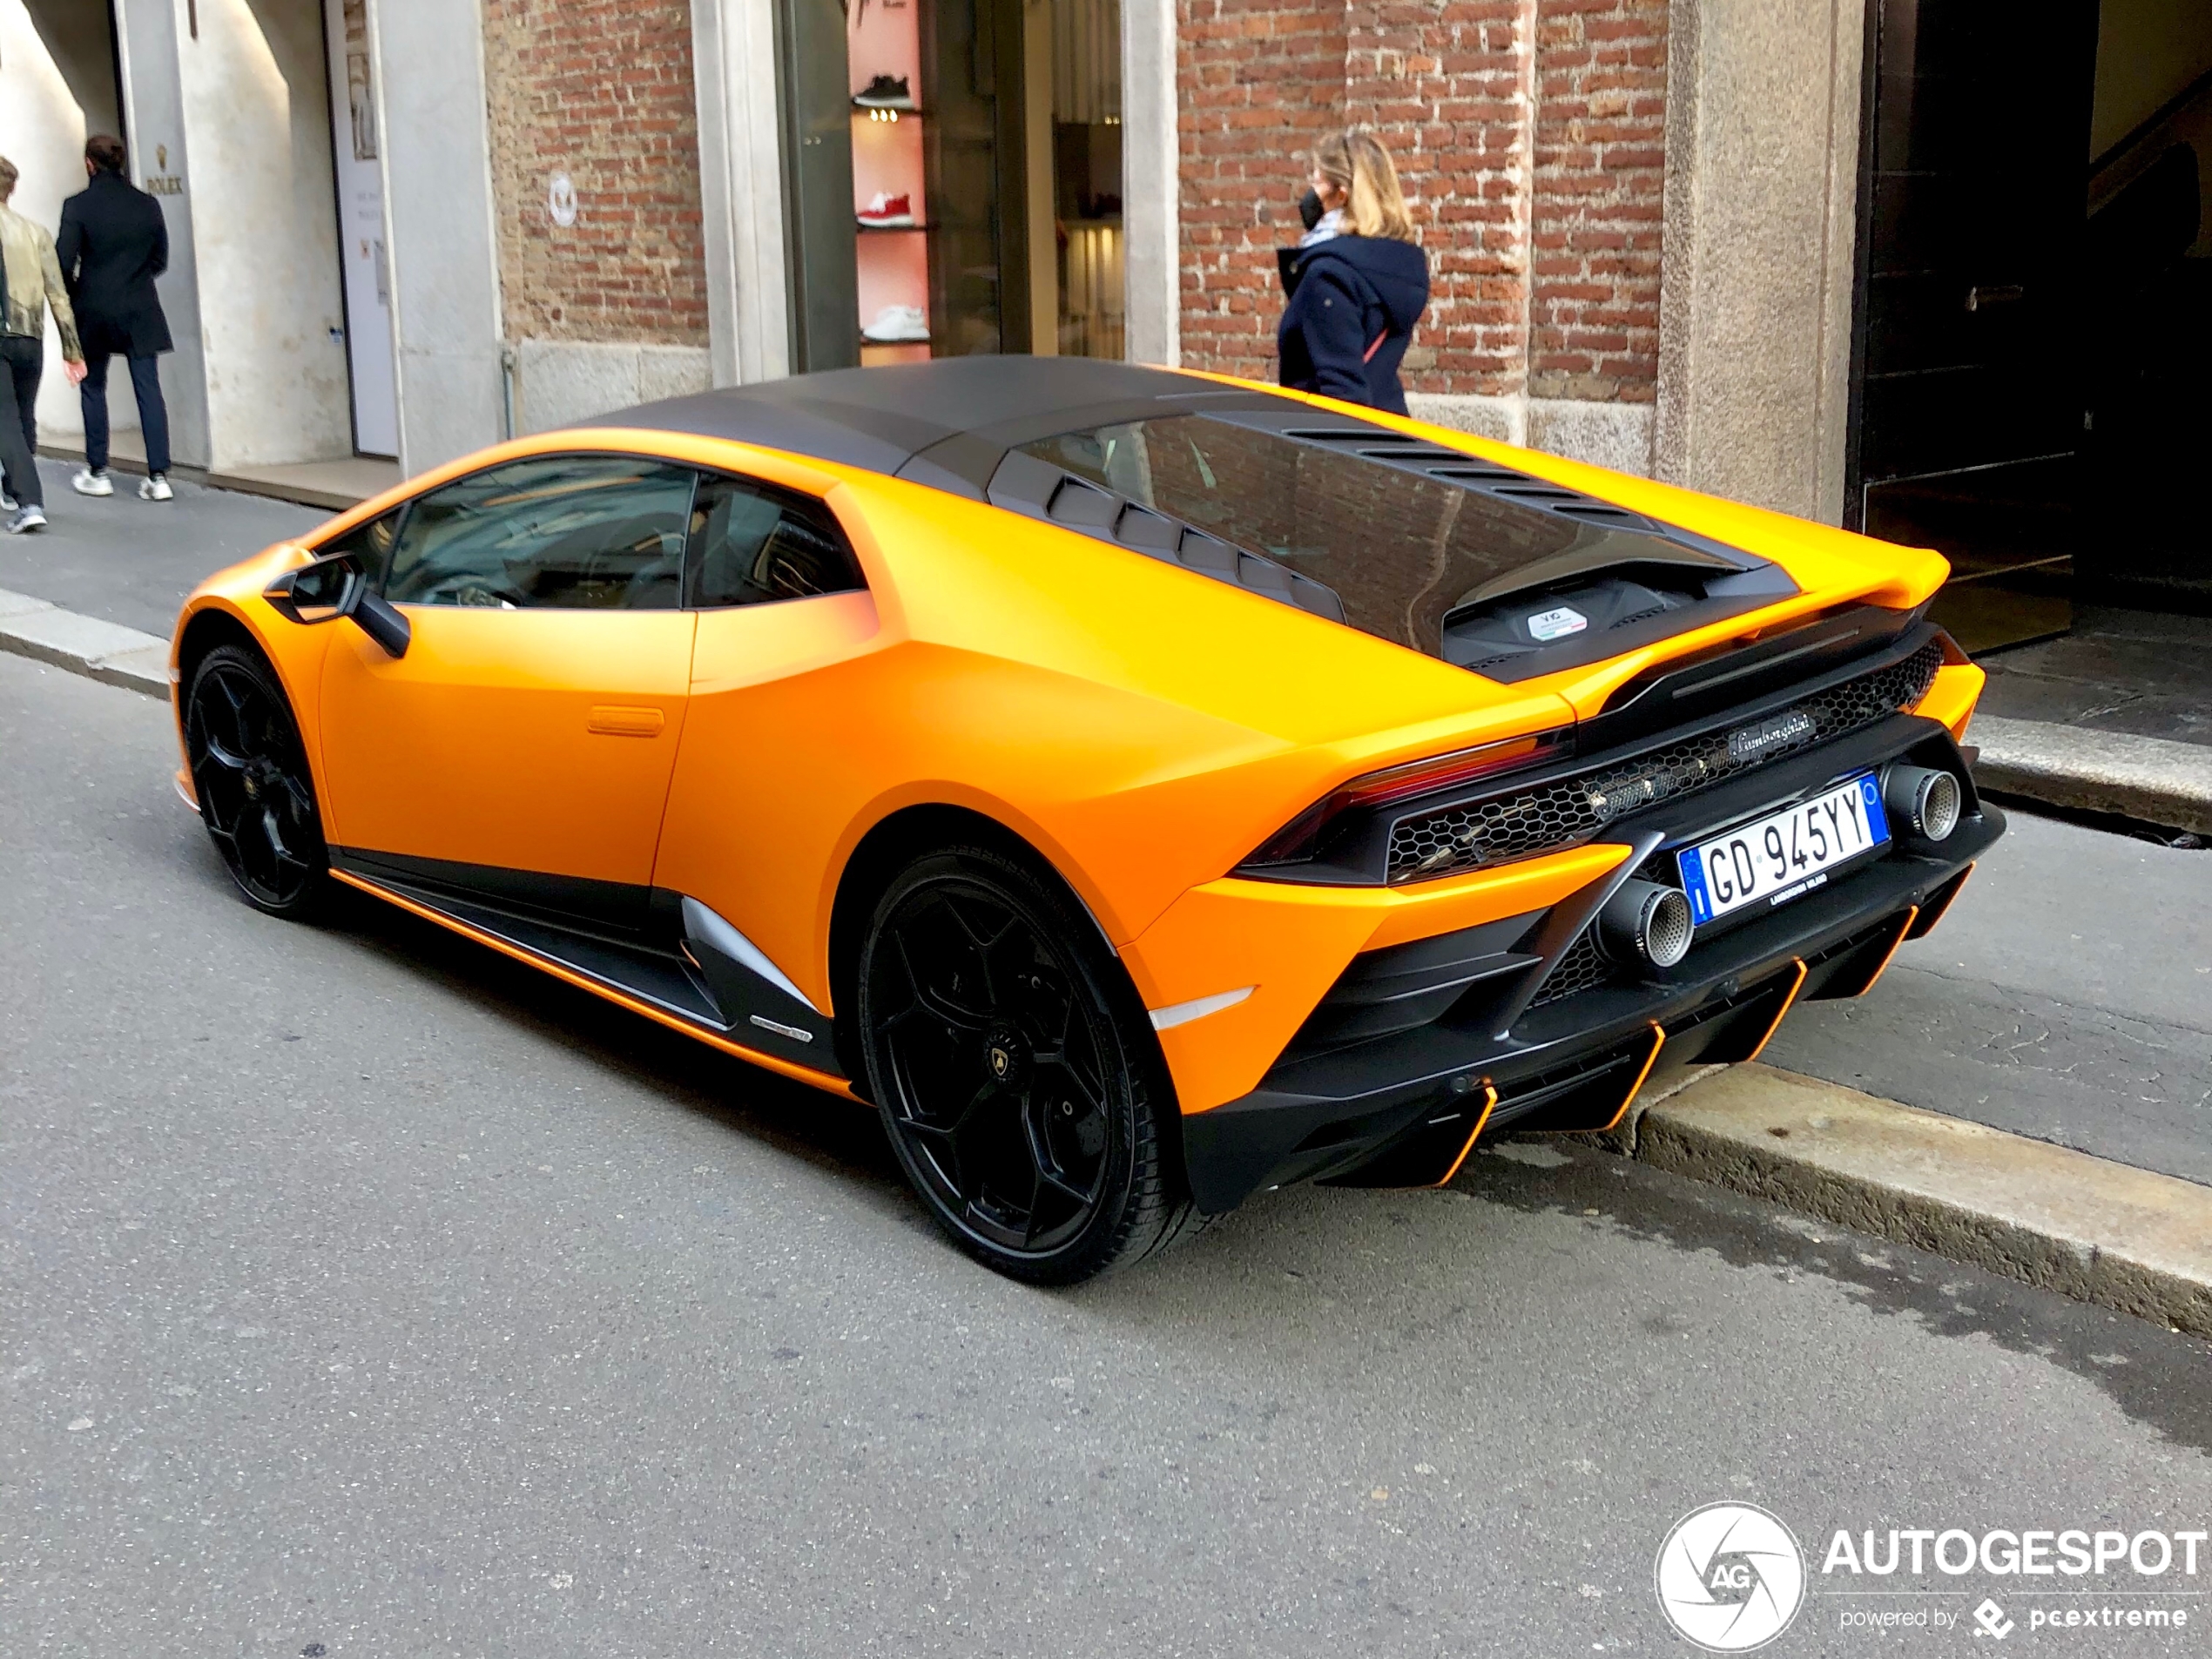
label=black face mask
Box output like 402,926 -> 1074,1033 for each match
1298,186 -> 1325,232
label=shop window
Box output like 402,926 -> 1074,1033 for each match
779,0 -> 1123,368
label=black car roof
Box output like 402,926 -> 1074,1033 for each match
597,358 -> 1293,499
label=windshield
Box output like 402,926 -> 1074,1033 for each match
1019,415 -> 1683,656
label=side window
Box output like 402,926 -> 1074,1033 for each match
685,475 -> 866,609
382,455 -> 696,610
316,505 -> 406,590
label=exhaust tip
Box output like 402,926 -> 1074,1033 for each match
1886,765 -> 1961,842
1599,880 -> 1696,970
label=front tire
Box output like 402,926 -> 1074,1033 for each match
856,846 -> 1204,1285
184,644 -> 329,919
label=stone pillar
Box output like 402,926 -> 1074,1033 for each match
692,0 -> 795,387
1123,0 -> 1181,365
1650,0 -> 1864,522
108,0 -> 212,469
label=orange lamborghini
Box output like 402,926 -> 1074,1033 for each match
169,359 -> 1999,1282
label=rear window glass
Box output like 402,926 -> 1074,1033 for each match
1018,415 -> 1679,656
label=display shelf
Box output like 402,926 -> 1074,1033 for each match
850,0 -> 928,360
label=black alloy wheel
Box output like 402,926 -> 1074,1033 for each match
185,644 -> 329,917
857,846 -> 1206,1284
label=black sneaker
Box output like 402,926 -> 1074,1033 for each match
853,73 -> 914,110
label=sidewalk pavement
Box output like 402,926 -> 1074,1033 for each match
40,425 -> 400,513
1,457 -> 325,639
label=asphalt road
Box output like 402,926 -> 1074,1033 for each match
6,649 -> 2211,1656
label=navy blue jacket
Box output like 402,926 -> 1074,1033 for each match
57,171 -> 173,358
1277,234 -> 1429,415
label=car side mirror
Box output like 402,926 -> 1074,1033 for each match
265,551 -> 411,658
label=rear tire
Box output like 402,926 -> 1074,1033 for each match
856,845 -> 1206,1285
183,644 -> 330,920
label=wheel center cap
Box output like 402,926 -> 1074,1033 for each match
982,1025 -> 1029,1088
243,769 -> 263,800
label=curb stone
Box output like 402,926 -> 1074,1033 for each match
1971,713 -> 2212,837
1604,1063 -> 2212,1338
0,588 -> 170,698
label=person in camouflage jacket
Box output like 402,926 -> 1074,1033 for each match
0,153 -> 87,532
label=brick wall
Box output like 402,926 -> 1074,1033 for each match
1527,0 -> 1666,402
1177,0 -> 1349,379
1176,0 -> 1665,408
1343,0 -> 1534,397
480,0 -> 710,348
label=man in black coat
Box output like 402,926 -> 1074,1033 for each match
57,133 -> 175,502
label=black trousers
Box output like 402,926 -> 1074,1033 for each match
0,335 -> 42,509
80,344 -> 170,477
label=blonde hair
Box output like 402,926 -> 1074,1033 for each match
1312,128 -> 1414,241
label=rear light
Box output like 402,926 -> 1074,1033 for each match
1244,732 -> 1565,869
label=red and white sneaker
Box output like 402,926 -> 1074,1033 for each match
858,192 -> 914,229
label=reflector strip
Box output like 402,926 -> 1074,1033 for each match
1149,986 -> 1255,1031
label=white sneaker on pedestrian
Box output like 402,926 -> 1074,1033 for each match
72,468 -> 114,497
5,504 -> 47,534
139,473 -> 173,502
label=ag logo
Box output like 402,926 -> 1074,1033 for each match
1655,1503 -> 1806,1652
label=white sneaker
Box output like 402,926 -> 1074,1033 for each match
861,303 -> 930,343
139,473 -> 173,502
72,468 -> 114,497
0,490 -> 16,510
5,504 -> 46,534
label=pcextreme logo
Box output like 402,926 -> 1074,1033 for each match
1656,1503 -> 1808,1652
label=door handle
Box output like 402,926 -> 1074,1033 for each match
1964,284 -> 2024,311
586,705 -> 665,738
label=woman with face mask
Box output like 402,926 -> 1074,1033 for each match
1277,128 -> 1429,415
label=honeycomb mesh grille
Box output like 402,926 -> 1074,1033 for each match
1388,641 -> 1946,884
1529,929 -> 1611,1007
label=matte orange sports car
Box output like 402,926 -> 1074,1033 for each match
170,359 -> 1999,1282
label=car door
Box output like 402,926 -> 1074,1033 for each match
314,451 -> 700,920
651,471 -> 884,1058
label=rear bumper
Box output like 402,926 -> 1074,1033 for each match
1181,725 -> 2000,1213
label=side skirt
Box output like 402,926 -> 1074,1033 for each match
327,866 -> 854,1098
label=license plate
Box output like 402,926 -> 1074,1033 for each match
1676,774 -> 1890,924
